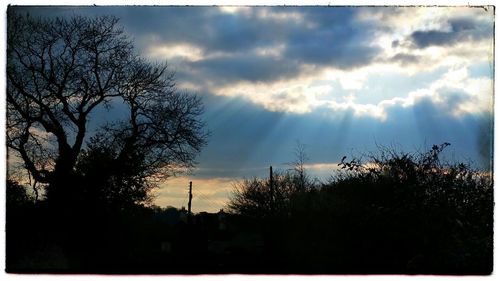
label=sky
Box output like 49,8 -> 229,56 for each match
8,5 -> 495,212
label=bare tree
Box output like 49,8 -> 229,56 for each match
288,141 -> 311,192
229,143 -> 313,217
7,12 -> 207,203
227,172 -> 298,218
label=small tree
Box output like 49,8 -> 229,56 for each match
228,143 -> 315,218
288,141 -> 311,192
227,172 -> 299,218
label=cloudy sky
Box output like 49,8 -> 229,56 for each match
12,5 -> 494,212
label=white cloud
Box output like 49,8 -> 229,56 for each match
219,6 -> 249,15
146,43 -> 205,62
336,71 -> 368,91
303,162 -> 342,172
255,8 -> 307,24
214,74 -> 321,114
379,65 -> 493,118
209,59 -> 492,122
253,44 -> 286,58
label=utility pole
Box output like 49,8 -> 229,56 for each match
270,166 -> 274,213
188,181 -> 193,224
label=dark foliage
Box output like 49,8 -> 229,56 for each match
227,143 -> 493,274
6,180 -> 33,207
310,143 -> 493,274
228,172 -> 294,218
74,136 -> 154,209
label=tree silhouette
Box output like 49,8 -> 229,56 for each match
6,12 -> 207,204
228,143 -> 315,218
228,172 -> 299,218
287,141 -> 312,192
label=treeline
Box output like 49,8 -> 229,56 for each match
6,143 -> 493,274
227,143 -> 493,274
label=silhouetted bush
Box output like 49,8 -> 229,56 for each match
228,170 -> 313,219
315,143 -> 492,273
227,143 -> 493,274
6,180 -> 33,208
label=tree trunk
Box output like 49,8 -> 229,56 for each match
45,151 -> 81,209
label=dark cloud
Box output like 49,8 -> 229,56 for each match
137,6 -> 382,82
389,53 -> 421,66
11,6 -> 383,82
270,6 -> 359,30
127,7 -> 280,54
411,30 -> 457,48
449,18 -> 477,31
9,6 -> 264,53
437,89 -> 474,110
281,7 -> 382,69
284,36 -> 380,69
118,7 -> 293,54
188,54 -> 303,85
410,17 -> 492,48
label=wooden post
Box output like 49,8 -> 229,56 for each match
188,181 -> 193,217
270,166 -> 274,212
